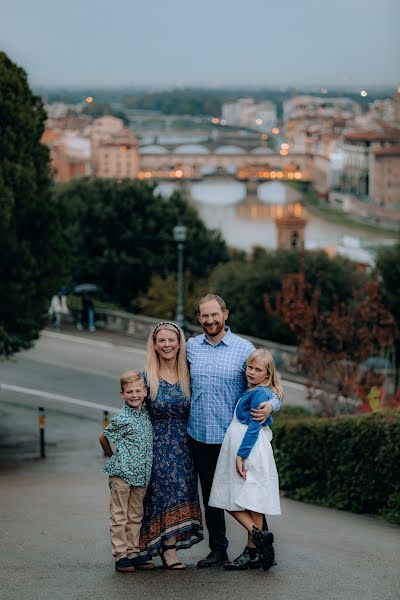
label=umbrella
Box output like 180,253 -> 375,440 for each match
73,283 -> 99,295
360,357 -> 392,371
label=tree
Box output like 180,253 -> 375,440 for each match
54,179 -> 229,310
122,89 -> 223,116
376,242 -> 400,389
265,274 -> 396,415
135,273 -> 209,323
207,248 -> 363,344
0,52 -> 68,356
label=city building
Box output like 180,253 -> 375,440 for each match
325,88 -> 400,222
45,114 -> 92,132
283,96 -> 360,123
42,115 -> 140,181
91,116 -> 139,179
370,145 -> 400,208
328,126 -> 400,225
284,94 -> 359,156
221,98 -> 277,131
339,128 -> 400,201
352,88 -> 400,130
42,129 -> 91,183
395,87 -> 400,122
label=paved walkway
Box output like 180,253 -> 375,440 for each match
45,322 -> 149,349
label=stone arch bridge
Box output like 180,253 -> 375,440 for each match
138,144 -> 323,183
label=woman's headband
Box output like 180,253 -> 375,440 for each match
152,321 -> 181,339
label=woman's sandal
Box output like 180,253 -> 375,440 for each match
159,542 -> 186,570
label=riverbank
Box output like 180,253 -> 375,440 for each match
296,188 -> 399,239
285,181 -> 398,237
303,196 -> 398,234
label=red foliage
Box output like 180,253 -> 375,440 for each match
265,274 -> 396,415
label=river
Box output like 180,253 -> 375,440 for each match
156,178 -> 393,252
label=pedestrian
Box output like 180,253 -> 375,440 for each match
99,371 -> 154,573
139,322 -> 203,569
209,349 -> 283,571
48,289 -> 69,331
77,293 -> 96,332
186,294 -> 281,568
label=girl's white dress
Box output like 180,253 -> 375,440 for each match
209,394 -> 281,515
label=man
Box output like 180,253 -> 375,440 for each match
186,294 -> 280,568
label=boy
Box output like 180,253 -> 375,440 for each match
99,371 -> 153,573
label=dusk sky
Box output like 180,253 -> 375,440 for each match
1,0 -> 399,89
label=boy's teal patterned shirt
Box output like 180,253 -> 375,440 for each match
103,403 -> 153,487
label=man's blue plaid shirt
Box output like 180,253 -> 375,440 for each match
187,327 -> 280,444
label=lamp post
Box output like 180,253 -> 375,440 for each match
173,224 -> 187,331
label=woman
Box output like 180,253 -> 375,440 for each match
139,321 -> 203,569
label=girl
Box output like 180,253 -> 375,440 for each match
209,349 -> 283,571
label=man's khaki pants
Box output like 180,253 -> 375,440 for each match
109,476 -> 146,561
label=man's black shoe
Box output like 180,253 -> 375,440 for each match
197,550 -> 229,568
223,546 -> 261,571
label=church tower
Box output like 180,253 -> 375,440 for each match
274,205 -> 308,250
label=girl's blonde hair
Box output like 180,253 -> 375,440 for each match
247,349 -> 284,399
146,322 -> 191,401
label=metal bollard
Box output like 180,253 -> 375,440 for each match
38,406 -> 46,458
102,410 -> 109,457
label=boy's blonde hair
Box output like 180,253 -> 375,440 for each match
146,323 -> 190,401
247,349 -> 284,399
120,370 -> 145,391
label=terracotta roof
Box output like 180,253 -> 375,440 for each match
344,129 -> 400,142
373,145 -> 400,156
98,131 -> 137,147
41,128 -> 63,144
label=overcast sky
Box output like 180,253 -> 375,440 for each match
1,0 -> 399,89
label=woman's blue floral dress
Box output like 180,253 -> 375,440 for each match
139,379 -> 203,557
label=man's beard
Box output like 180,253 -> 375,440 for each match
204,322 -> 224,337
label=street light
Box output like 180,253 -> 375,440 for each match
173,224 -> 187,331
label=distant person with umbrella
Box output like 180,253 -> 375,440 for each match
74,283 -> 98,332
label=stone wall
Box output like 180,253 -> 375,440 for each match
69,307 -> 302,379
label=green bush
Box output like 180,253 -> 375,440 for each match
272,410 -> 400,524
275,406 -> 314,420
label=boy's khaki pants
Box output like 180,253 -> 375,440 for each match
109,476 -> 146,561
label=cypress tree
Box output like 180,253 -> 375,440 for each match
0,52 -> 67,356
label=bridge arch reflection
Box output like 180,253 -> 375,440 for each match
237,201 -> 305,221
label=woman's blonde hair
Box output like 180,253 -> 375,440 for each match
247,349 -> 284,399
146,322 -> 191,401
